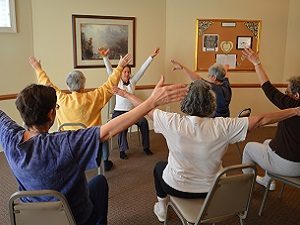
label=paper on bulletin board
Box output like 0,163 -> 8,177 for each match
216,54 -> 236,69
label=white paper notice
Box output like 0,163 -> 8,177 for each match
216,54 -> 236,69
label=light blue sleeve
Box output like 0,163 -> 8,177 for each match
130,56 -> 153,85
103,56 -> 114,75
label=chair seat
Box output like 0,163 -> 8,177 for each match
170,196 -> 205,223
269,174 -> 300,188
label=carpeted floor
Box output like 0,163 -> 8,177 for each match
1,127 -> 300,225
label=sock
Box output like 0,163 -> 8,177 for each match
157,196 -> 167,209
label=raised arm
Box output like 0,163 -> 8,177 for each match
98,47 -> 113,75
171,59 -> 201,81
247,107 -> 300,132
131,48 -> 160,83
100,76 -> 187,141
95,53 -> 132,106
28,56 -> 61,92
242,47 -> 269,85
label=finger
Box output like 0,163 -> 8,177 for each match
157,75 -> 165,87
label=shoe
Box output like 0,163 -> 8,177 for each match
256,176 -> 276,191
120,151 -> 128,160
144,148 -> 153,155
153,202 -> 166,222
104,160 -> 113,171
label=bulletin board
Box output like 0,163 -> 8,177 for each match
195,19 -> 261,71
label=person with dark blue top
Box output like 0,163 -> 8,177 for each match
171,59 -> 232,117
0,76 -> 187,225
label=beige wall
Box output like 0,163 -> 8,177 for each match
31,0 -> 166,123
0,0 -> 299,131
164,0 -> 293,115
0,0 -> 34,123
283,0 -> 300,80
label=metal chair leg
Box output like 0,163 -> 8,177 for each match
259,179 -> 272,216
279,184 -> 285,198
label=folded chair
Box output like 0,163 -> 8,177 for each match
235,108 -> 251,158
58,123 -> 104,175
9,190 -> 76,225
258,173 -> 300,216
165,164 -> 256,225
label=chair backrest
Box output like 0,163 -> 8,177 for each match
9,190 -> 77,225
237,108 -> 251,118
196,164 -> 256,224
58,123 -> 87,131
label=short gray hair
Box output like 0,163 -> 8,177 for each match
208,63 -> 226,81
181,80 -> 216,117
66,70 -> 86,91
287,75 -> 300,95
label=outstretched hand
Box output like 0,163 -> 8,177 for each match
150,75 -> 188,106
29,56 -> 42,71
98,47 -> 110,57
170,59 -> 183,71
112,86 -> 127,98
242,47 -> 261,65
118,53 -> 133,68
151,48 -> 160,58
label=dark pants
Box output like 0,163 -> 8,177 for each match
84,175 -> 108,225
153,161 -> 207,199
112,110 -> 150,152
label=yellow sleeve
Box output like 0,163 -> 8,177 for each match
94,66 -> 123,107
35,69 -> 66,100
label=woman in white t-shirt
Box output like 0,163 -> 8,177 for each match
114,79 -> 300,223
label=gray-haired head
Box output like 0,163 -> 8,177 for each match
287,75 -> 300,95
66,70 -> 86,92
180,80 -> 216,117
208,63 -> 226,81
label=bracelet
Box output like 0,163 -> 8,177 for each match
254,60 -> 261,66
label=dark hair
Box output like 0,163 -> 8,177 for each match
15,84 -> 57,127
288,75 -> 300,95
123,65 -> 131,73
180,80 -> 216,117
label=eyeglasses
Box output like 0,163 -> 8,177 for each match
285,89 -> 292,96
55,104 -> 60,110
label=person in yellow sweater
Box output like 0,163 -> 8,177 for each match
29,54 -> 132,171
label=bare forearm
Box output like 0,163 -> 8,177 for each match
254,64 -> 270,85
182,66 -> 201,81
123,92 -> 143,107
248,108 -> 299,131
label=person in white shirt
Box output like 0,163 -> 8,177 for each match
99,47 -> 160,159
113,79 -> 300,223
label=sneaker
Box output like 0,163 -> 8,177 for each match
144,148 -> 153,155
153,202 -> 166,222
120,151 -> 128,160
104,160 -> 113,171
256,176 -> 276,191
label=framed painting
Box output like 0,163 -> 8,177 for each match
72,14 -> 136,68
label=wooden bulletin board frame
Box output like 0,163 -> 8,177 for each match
195,19 -> 261,71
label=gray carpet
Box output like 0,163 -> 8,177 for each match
1,127 -> 300,225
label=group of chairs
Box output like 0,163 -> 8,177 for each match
8,107 -> 300,225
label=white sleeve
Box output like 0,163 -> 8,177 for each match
226,117 -> 248,144
131,56 -> 153,84
103,56 -> 114,75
